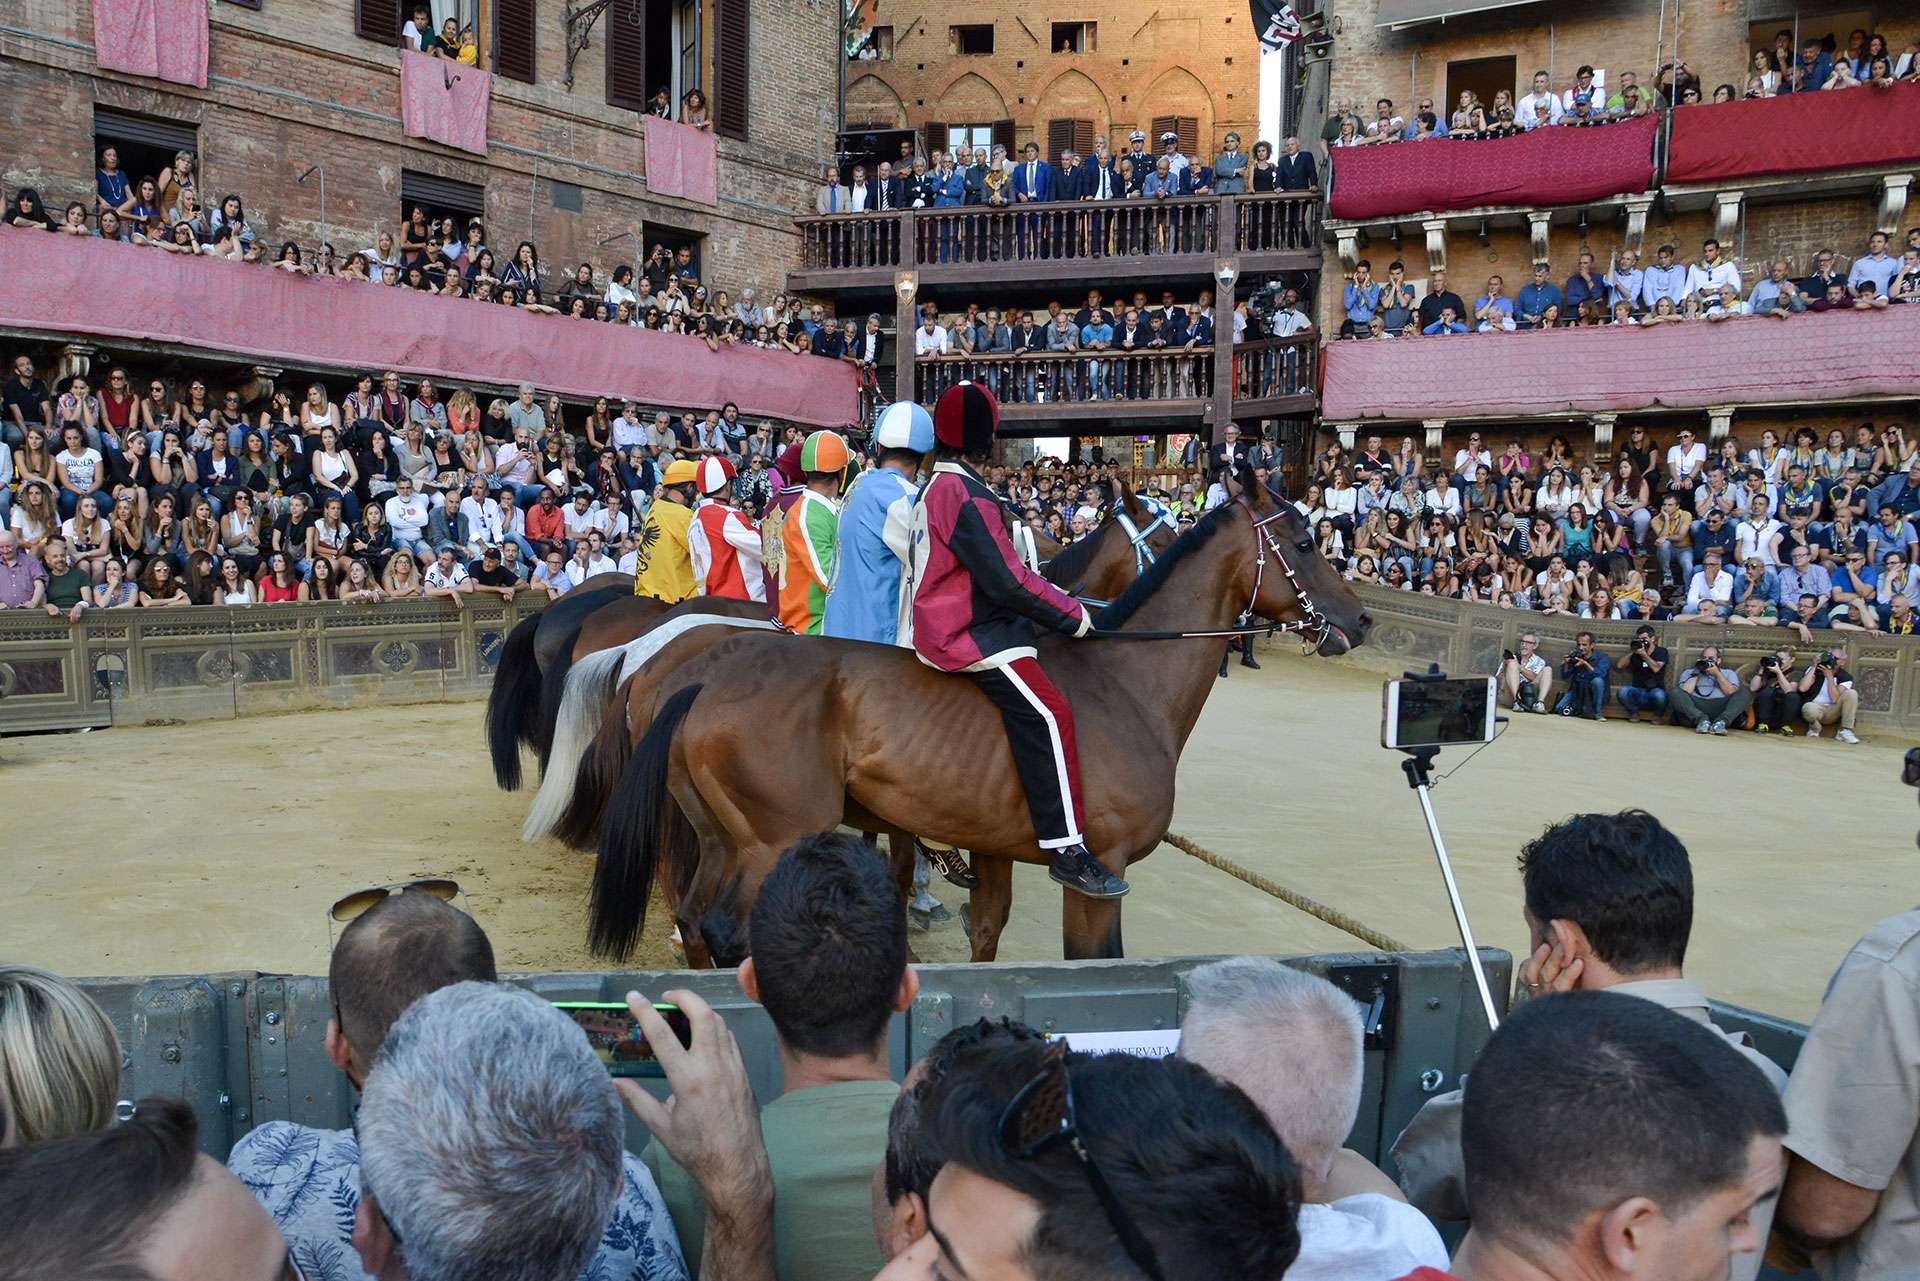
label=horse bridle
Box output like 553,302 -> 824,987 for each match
1113,506 -> 1170,575
1239,496 -> 1332,652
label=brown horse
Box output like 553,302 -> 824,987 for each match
522,487 -> 1176,845
584,469 -> 1370,967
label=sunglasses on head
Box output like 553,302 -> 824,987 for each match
999,1043 -> 1166,1281
328,877 -> 461,924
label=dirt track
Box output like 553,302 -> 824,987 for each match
4,651 -> 1914,1021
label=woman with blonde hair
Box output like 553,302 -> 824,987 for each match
0,963 -> 122,1146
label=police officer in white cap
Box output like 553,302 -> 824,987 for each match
1159,129 -> 1190,181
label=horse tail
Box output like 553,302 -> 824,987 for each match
552,671 -> 640,850
533,618 -> 586,767
485,612 -> 543,790
521,646 -> 629,843
589,683 -> 703,961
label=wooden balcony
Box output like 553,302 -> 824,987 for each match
788,192 -> 1322,294
907,335 -> 1318,435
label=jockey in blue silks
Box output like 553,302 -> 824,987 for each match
822,400 -> 934,645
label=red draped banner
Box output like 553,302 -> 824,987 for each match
644,117 -> 719,206
1321,305 -> 1920,422
0,232 -> 858,427
1327,115 -> 1658,221
1667,81 -> 1920,185
92,0 -> 208,89
400,51 -> 493,157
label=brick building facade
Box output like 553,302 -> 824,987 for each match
1,0 -> 837,302
842,0 -> 1268,161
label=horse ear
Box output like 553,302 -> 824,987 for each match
1119,482 -> 1148,523
1222,466 -> 1244,501
1235,460 -> 1264,506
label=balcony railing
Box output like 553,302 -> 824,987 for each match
795,192 -> 1322,275
910,335 -> 1317,412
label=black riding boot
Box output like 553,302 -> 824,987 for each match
1240,637 -> 1261,669
1218,650 -> 1231,678
1049,844 -> 1130,899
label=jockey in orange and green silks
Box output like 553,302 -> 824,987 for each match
775,430 -> 849,634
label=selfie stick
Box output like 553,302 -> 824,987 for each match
1398,669 -> 1501,1032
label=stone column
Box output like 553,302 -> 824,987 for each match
1706,406 -> 1734,443
1878,174 -> 1912,236
1621,195 -> 1653,253
1527,212 -> 1552,266
1589,413 -> 1617,462
893,273 -> 918,407
1712,192 -> 1744,247
57,343 -> 97,382
1422,219 -> 1448,273
1422,417 -> 1447,463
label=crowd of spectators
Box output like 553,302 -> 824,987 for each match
1337,230 -> 1920,338
1330,26 -> 1920,155
0,350 -> 825,615
13,802 -> 1920,1281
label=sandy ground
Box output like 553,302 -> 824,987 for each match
4,652 -> 1914,1021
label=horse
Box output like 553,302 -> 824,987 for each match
485,572 -> 633,789
583,466 -> 1370,967
522,484 -> 1177,848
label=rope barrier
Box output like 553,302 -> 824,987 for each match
1160,830 -> 1410,953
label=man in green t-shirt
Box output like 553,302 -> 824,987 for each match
41,537 -> 89,622
644,833 -> 910,1281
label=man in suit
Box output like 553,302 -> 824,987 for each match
871,160 -> 906,265
1276,135 -> 1318,243
1082,133 -> 1120,257
1011,141 -> 1053,259
846,163 -> 874,212
1211,131 -> 1249,194
931,151 -> 966,261
1211,422 -> 1252,475
1012,309 -> 1046,401
814,162 -> 850,215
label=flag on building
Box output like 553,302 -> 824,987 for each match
1251,0 -> 1303,52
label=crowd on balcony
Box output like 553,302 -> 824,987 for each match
1336,229 -> 1920,338
1329,24 -> 1920,155
0,349 -> 832,616
906,283 -> 1315,405
1293,419 -> 1920,692
2,148 -> 832,357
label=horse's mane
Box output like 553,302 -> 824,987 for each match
1039,517 -> 1112,589
1094,502 -> 1236,631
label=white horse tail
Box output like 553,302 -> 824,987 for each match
522,646 -> 628,842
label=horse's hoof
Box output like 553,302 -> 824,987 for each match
909,907 -> 933,932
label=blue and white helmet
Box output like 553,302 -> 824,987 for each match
874,401 -> 935,453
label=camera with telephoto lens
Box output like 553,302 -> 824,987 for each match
1246,279 -> 1290,319
1694,657 -> 1713,674
1819,650 -> 1839,669
1761,655 -> 1779,669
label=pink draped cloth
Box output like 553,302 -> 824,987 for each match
400,50 -> 493,157
0,232 -> 858,427
644,116 -> 719,205
1321,305 -> 1920,422
93,0 -> 209,88
1667,81 -> 1920,185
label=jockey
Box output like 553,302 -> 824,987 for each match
902,383 -> 1128,900
687,455 -> 766,602
631,458 -> 699,602
775,430 -> 848,634
822,402 -> 931,644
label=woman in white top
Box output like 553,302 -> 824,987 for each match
54,424 -> 108,521
604,264 -> 640,308
220,490 -> 264,576
1323,467 -> 1360,530
458,429 -> 495,489
60,493 -> 111,584
1748,429 -> 1788,485
1292,482 -> 1330,529
1535,468 -> 1575,518
217,556 -> 257,605
1571,464 -> 1606,515
309,425 -> 359,510
300,382 -> 339,441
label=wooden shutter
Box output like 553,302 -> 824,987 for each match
714,0 -> 750,140
1072,119 -> 1094,156
992,118 -> 1015,155
606,0 -> 647,109
1150,114 -> 1175,144
356,0 -> 398,44
923,123 -> 949,158
1149,114 -> 1198,153
493,0 -> 537,83
1046,119 -> 1074,165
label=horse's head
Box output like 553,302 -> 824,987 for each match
1232,466 -> 1371,656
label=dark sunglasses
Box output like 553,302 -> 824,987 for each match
1000,1044 -> 1166,1281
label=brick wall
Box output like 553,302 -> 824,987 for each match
0,0 -> 833,301
843,0 -> 1267,155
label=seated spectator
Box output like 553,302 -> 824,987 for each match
227,886 -> 685,1280
1750,258 -> 1807,314
1553,630 -> 1609,719
1392,812 -> 1789,1272
0,963 -> 122,1146
1180,957 -> 1448,1278
1498,631 -> 1553,713
0,1094 -> 297,1280
916,1035 -> 1303,1281
645,832 -> 910,1281
1615,624 -> 1669,721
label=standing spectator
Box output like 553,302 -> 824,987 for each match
1554,631 -> 1609,719
1472,276 -> 1515,332
1515,70 -> 1564,128
1343,261 -> 1382,337
1641,244 -> 1690,312
1616,624 -> 1669,721
1562,251 -> 1605,323
1686,238 -> 1743,309
1798,648 -> 1861,742
1670,645 -> 1750,734
1515,264 -> 1562,329
1416,269 -> 1467,332
644,833 -> 908,1281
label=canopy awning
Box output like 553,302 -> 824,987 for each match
1375,0 -> 1547,29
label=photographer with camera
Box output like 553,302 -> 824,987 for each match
1616,624 -> 1670,722
1750,645 -> 1803,734
1670,645 -> 1748,734
1553,631 -> 1610,720
1498,632 -> 1552,713
1798,649 -> 1862,743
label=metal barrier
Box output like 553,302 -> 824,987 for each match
1341,582 -> 1920,733
80,951 -> 1516,1167
0,596 -> 548,731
